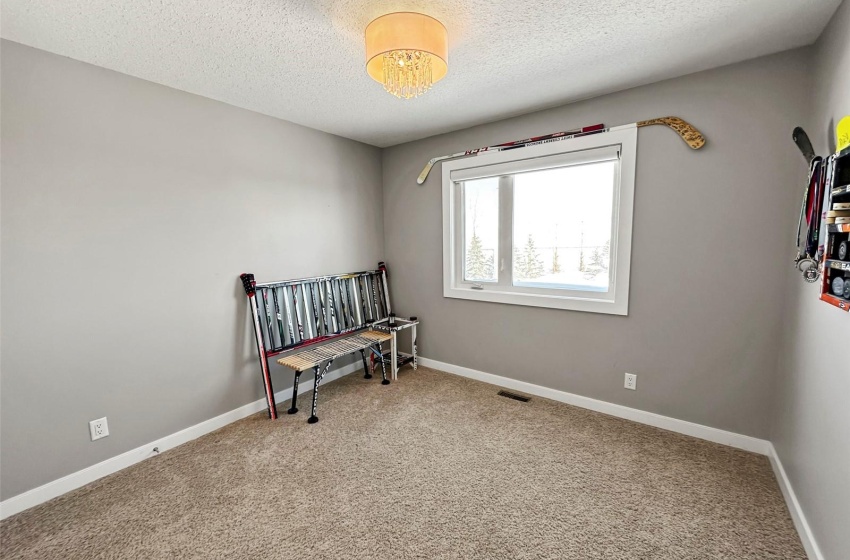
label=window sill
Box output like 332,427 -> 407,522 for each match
443,285 -> 629,315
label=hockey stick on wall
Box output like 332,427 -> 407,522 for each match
417,124 -> 604,184
416,116 -> 706,184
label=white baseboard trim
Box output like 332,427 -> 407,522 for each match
2,357 -> 824,560
418,357 -> 771,455
767,443 -> 823,560
0,362 -> 361,520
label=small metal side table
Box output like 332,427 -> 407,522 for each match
373,314 -> 419,380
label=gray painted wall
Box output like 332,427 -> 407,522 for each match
772,2 -> 850,558
3,18 -> 846,556
0,40 -> 384,500
382,50 -> 811,440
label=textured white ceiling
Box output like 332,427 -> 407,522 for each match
1,0 -> 841,147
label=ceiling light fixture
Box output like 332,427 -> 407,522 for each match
365,12 -> 448,99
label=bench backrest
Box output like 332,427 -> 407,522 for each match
240,263 -> 392,358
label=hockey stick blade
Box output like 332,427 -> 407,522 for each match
636,117 -> 705,150
417,160 -> 439,184
792,126 -> 816,164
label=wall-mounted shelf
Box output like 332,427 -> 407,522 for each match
819,145 -> 850,312
820,293 -> 850,311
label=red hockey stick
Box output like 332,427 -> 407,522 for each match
416,124 -> 604,184
417,116 -> 706,184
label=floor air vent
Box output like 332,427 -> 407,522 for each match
497,390 -> 530,402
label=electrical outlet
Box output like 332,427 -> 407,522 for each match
624,373 -> 637,390
89,417 -> 109,441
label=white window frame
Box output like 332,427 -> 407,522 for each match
441,126 -> 637,315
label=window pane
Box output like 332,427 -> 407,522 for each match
512,161 -> 616,292
463,177 -> 499,282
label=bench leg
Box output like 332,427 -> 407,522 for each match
376,342 -> 390,385
308,359 -> 334,424
360,349 -> 372,379
287,370 -> 302,414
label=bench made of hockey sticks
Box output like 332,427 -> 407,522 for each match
240,262 -> 419,423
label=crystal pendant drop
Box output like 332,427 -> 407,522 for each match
381,50 -> 434,99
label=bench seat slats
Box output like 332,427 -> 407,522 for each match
276,330 -> 391,372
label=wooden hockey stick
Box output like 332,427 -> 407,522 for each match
416,116 -> 705,184
636,117 -> 705,149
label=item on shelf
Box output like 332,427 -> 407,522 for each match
826,259 -> 850,271
839,241 -> 848,261
831,275 -> 845,297
837,116 -> 850,152
845,280 -> 850,299
834,202 -> 850,210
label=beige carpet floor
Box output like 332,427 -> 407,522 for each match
1,366 -> 805,559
